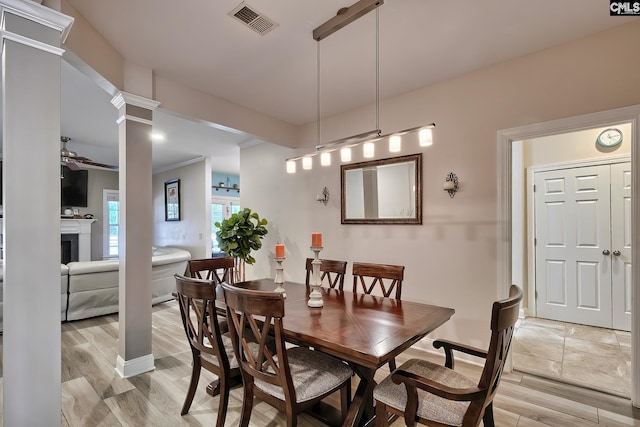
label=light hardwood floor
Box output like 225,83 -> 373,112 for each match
1,301 -> 639,426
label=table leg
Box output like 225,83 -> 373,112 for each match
206,376 -> 242,397
343,365 -> 376,427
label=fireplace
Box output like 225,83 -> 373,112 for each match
61,234 -> 79,264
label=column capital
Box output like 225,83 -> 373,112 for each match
0,0 -> 74,43
111,91 -> 160,111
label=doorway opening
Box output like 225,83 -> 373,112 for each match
497,105 -> 640,405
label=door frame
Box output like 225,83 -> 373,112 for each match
527,156 -> 631,319
497,104 -> 640,407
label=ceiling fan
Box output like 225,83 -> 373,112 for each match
60,136 -> 118,171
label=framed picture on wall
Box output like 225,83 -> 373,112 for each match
164,179 -> 180,221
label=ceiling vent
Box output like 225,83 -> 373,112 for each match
229,2 -> 278,36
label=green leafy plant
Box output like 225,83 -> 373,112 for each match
215,208 -> 268,281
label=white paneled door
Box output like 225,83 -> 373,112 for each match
611,162 -> 632,331
534,161 -> 631,331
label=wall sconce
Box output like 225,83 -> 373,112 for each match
443,172 -> 459,198
317,186 -> 330,206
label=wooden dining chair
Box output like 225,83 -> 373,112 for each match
174,274 -> 241,427
373,285 -> 523,427
352,261 -> 405,371
304,258 -> 348,290
187,257 -> 235,284
352,262 -> 405,300
186,257 -> 235,331
221,282 -> 353,427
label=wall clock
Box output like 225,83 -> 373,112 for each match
597,128 -> 623,148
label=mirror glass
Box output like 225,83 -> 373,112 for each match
341,153 -> 422,224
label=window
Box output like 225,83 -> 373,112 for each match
103,189 -> 119,258
211,197 -> 240,255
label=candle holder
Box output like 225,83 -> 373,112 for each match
308,246 -> 323,308
274,257 -> 286,297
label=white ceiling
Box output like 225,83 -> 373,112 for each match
29,1 -> 640,172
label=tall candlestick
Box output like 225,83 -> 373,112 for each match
311,232 -> 322,247
308,245 -> 324,308
274,255 -> 286,297
275,244 -> 285,258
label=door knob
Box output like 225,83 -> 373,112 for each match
603,250 -> 610,255
613,250 -> 621,256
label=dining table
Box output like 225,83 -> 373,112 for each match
216,278 -> 454,427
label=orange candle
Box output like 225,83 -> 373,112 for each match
275,244 -> 285,258
311,232 -> 322,247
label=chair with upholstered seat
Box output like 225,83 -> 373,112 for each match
222,282 -> 353,427
187,257 -> 235,284
174,274 -> 240,427
304,258 -> 348,290
373,285 -> 523,427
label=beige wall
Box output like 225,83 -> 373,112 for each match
153,159 -> 211,258
524,123 -> 632,167
241,20 -> 640,352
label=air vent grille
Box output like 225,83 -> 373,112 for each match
229,2 -> 278,36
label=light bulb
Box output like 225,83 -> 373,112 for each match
320,152 -> 331,166
286,160 -> 296,174
389,135 -> 401,152
419,128 -> 433,147
363,142 -> 375,158
302,156 -> 313,170
341,147 -> 352,162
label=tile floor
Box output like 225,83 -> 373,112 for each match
512,317 -> 631,397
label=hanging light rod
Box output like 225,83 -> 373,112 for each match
286,129 -> 380,162
285,123 -> 435,162
313,0 -> 384,41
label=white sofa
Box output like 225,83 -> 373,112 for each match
0,246 -> 191,331
66,246 -> 191,321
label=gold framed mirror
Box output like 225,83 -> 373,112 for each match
341,153 -> 422,224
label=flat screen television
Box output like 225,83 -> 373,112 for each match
61,166 -> 88,207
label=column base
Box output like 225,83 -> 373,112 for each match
115,353 -> 155,378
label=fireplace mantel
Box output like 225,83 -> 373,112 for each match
61,219 -> 96,261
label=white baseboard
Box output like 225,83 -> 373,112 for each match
115,353 -> 155,378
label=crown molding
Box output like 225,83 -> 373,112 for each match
111,91 -> 160,111
0,0 -> 74,43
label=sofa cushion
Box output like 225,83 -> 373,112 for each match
152,247 -> 191,266
67,259 -> 120,275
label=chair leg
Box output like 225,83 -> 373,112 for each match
483,403 -> 495,427
286,411 -> 297,427
339,380 -> 352,422
375,401 -> 389,427
239,381 -> 254,427
180,355 -> 201,415
215,377 -> 230,427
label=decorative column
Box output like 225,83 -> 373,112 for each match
112,91 -> 160,378
0,0 -> 73,425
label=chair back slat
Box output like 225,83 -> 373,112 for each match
174,274 -> 229,369
188,257 -> 235,284
222,283 -> 295,397
465,284 -> 522,425
304,258 -> 347,290
352,262 -> 405,300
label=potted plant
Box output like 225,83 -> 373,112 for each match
215,208 -> 268,282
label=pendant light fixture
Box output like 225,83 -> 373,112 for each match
285,0 -> 435,173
